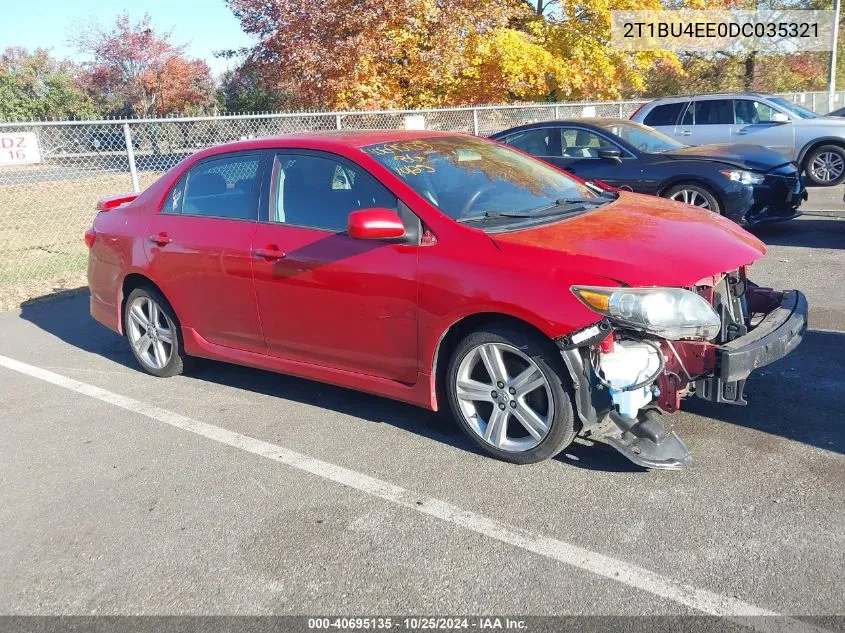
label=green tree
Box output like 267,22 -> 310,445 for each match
217,66 -> 291,112
0,48 -> 97,121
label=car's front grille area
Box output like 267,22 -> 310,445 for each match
767,164 -> 803,194
783,173 -> 801,193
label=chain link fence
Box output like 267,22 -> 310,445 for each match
0,91 -> 843,306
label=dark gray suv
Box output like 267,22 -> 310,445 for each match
631,93 -> 845,186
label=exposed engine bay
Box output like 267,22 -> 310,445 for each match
559,268 -> 808,470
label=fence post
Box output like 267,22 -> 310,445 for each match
123,123 -> 140,193
472,109 -> 479,135
554,104 -> 560,119
335,114 -> 342,130
618,102 -> 624,117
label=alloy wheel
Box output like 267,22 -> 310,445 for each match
668,189 -> 711,209
454,342 -> 554,452
810,151 -> 845,183
126,295 -> 175,370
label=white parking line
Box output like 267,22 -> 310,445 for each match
0,353 -> 828,632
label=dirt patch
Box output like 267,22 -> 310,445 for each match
0,273 -> 88,313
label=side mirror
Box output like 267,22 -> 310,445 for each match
598,146 -> 622,162
348,208 -> 406,240
771,112 -> 790,123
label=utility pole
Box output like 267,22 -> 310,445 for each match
830,0 -> 841,113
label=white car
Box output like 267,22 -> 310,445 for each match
631,92 -> 845,186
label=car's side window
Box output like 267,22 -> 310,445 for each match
643,102 -> 686,127
271,153 -> 398,232
688,99 -> 734,125
501,128 -> 557,157
178,153 -> 261,220
734,99 -> 778,124
561,128 -> 611,158
162,175 -> 187,215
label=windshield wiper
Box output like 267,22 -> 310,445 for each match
458,198 -> 606,223
530,197 -> 607,213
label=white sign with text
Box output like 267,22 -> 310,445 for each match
0,132 -> 41,165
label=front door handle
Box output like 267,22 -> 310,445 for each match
148,233 -> 172,246
253,247 -> 286,261
736,131 -> 748,135
679,130 -> 692,136
564,167 -> 575,173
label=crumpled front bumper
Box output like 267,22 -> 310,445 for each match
696,289 -> 808,404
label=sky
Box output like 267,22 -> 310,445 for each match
0,0 -> 256,77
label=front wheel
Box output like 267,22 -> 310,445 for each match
803,144 -> 845,186
445,326 -> 578,464
663,183 -> 721,213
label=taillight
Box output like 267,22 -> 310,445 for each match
84,228 -> 96,248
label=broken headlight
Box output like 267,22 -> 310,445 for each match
719,169 -> 765,185
571,286 -> 721,340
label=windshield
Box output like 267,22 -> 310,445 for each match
360,136 -> 602,222
768,97 -> 817,119
599,121 -> 686,153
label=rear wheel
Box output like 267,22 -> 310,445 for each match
124,287 -> 190,378
445,326 -> 577,464
803,144 -> 845,186
663,183 -> 721,213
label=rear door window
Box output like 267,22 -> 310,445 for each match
500,128 -> 558,157
179,153 -> 261,220
643,103 -> 686,127
689,99 -> 734,125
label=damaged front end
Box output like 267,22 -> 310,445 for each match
558,270 -> 808,470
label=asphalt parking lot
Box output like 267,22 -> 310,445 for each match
0,212 -> 843,628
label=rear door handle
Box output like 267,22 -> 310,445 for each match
253,248 -> 286,261
679,130 -> 692,136
148,233 -> 172,246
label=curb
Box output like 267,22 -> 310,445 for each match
800,210 -> 845,218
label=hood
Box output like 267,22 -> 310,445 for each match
491,192 -> 766,287
807,115 -> 845,125
660,143 -> 790,171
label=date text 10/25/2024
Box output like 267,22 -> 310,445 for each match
307,617 -> 527,630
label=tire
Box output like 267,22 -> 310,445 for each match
445,325 -> 578,464
663,183 -> 722,213
123,286 -> 191,378
803,144 -> 845,186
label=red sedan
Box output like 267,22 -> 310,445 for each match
86,130 -> 807,469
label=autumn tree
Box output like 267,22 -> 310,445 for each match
541,0 -> 680,100
0,48 -> 97,121
654,0 -> 832,96
224,0 -> 573,109
73,13 -> 216,117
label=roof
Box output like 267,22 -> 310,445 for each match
281,128 -> 466,146
185,128 -> 474,162
554,117 -> 632,127
488,118 -> 637,138
647,92 -> 773,102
